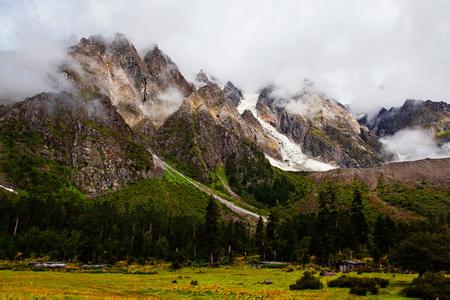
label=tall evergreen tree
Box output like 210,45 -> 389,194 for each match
373,214 -> 397,259
204,196 -> 219,265
351,188 -> 368,247
254,216 -> 266,259
266,211 -> 278,260
317,182 -> 338,266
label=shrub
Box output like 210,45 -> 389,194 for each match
403,272 -> 450,299
350,286 -> 368,296
328,275 -> 384,295
328,275 -> 353,288
289,272 -> 323,290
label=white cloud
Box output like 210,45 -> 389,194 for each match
0,0 -> 449,112
381,128 -> 450,161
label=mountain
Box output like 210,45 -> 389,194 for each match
157,80 -> 270,188
1,33 -> 448,202
65,33 -> 193,128
360,99 -> 450,143
255,85 -> 384,168
223,81 -> 243,106
0,92 -> 155,197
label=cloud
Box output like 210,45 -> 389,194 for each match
141,86 -> 184,125
1,0 -> 450,113
381,128 -> 450,161
0,31 -> 74,102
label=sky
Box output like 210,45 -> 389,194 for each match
1,0 -> 450,114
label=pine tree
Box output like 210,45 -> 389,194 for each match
351,188 -> 368,248
204,196 -> 219,265
254,216 -> 265,259
266,211 -> 278,260
317,182 -> 338,266
373,215 -> 397,258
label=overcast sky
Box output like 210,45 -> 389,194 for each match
1,0 -> 449,113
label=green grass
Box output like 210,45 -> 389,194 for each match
0,267 -> 417,299
96,171 -> 212,218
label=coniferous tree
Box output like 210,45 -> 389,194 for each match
317,183 -> 338,266
351,188 -> 368,248
373,215 -> 397,259
204,196 -> 219,265
254,216 -> 266,259
266,211 -> 278,260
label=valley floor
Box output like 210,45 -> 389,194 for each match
0,267 -> 416,299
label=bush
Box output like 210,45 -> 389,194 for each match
403,272 -> 450,299
289,272 -> 323,290
328,275 -> 353,288
350,286 -> 368,296
190,280 -> 198,286
328,275 -> 384,295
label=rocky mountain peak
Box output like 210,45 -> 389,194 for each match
223,81 -> 243,106
256,85 -> 383,167
195,69 -> 210,85
365,99 -> 450,137
143,45 -> 193,97
72,35 -> 107,56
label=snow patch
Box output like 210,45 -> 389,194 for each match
237,93 -> 336,172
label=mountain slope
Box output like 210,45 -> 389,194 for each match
66,33 -> 193,128
256,85 -> 384,168
156,82 -> 272,184
309,157 -> 450,189
0,92 -> 155,197
361,99 -> 450,141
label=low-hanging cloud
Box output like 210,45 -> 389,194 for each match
0,0 -> 450,114
0,28 -> 75,103
141,86 -> 184,125
381,128 -> 450,162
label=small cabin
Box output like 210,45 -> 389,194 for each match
336,260 -> 365,273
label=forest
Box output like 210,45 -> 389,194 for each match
1,177 -> 449,276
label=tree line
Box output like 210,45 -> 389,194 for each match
1,183 -> 449,273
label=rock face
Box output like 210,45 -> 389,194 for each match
360,99 -> 450,143
0,92 -> 155,197
157,82 -> 271,182
256,86 -> 384,167
223,81 -> 243,106
66,33 -> 193,128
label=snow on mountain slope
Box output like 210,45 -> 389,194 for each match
237,93 -> 336,171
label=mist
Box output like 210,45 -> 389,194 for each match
381,128 -> 450,161
1,0 -> 450,113
142,86 -> 185,125
0,31 -> 73,102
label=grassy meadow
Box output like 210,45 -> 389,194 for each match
0,265 -> 417,299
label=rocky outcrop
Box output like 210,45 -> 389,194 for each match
223,81 -> 243,106
257,86 -> 384,167
156,83 -> 271,182
0,92 -> 155,196
67,33 -> 193,127
360,99 -> 450,143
